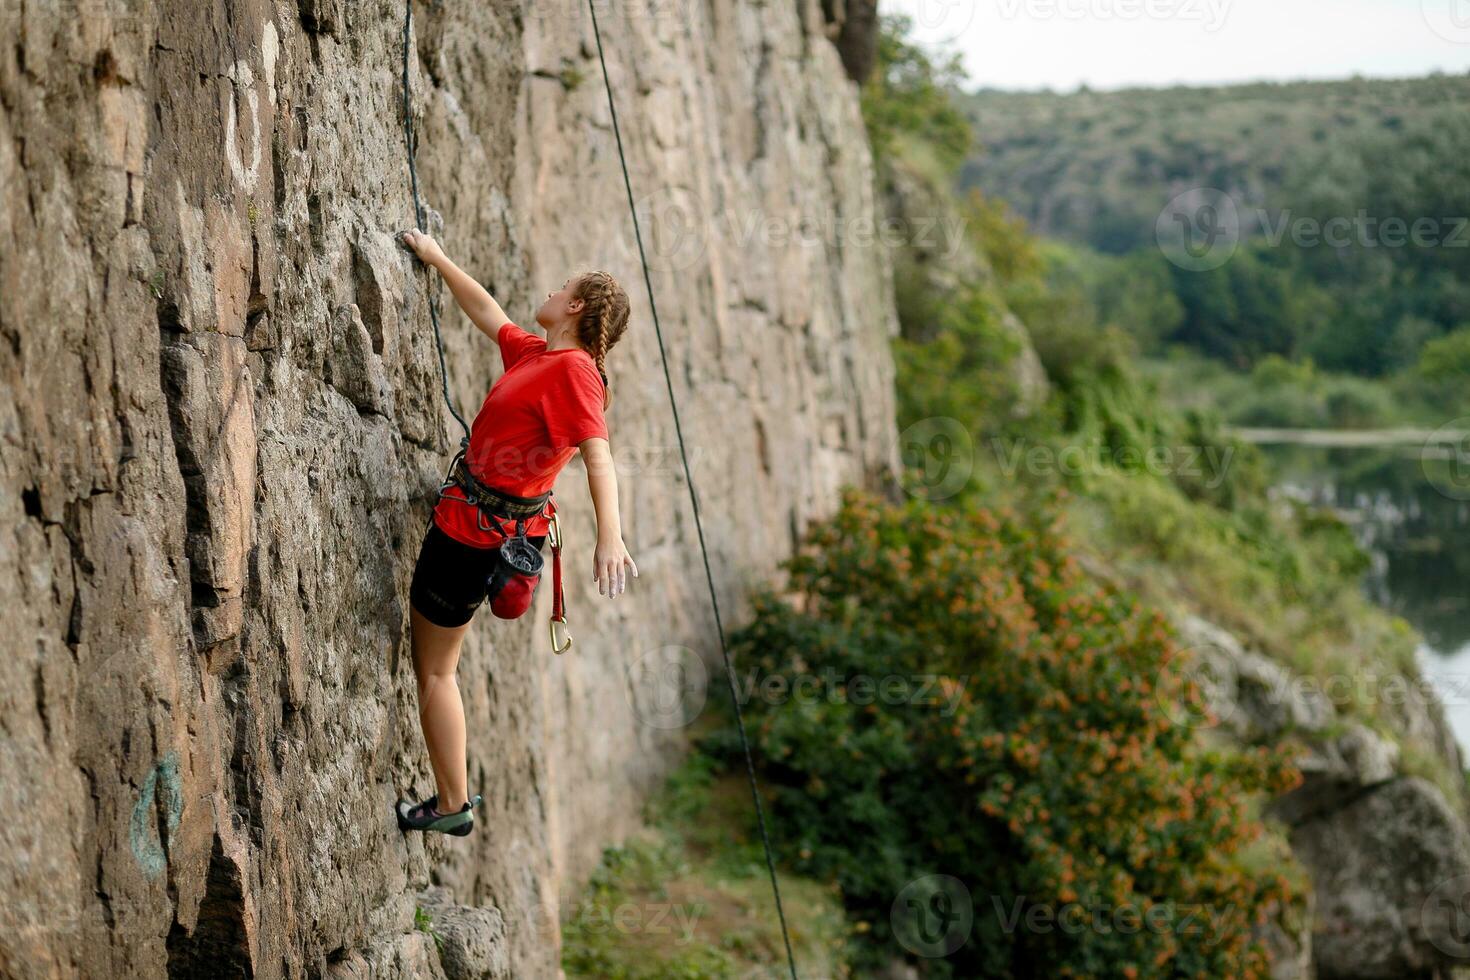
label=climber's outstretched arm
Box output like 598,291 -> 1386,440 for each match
401,230 -> 511,338
580,437 -> 637,598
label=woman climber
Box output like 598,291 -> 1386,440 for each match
394,229 -> 638,837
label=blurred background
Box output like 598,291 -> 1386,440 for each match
889,0 -> 1470,737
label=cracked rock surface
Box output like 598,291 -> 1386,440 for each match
0,1 -> 895,976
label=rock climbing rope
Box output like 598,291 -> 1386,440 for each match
399,3 -> 799,973
585,3 -> 801,977
400,3 -> 571,651
400,0 -> 471,447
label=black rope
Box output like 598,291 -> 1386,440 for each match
586,4 -> 800,978
401,0 -> 471,447
399,2 -> 799,973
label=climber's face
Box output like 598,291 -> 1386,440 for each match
535,279 -> 586,330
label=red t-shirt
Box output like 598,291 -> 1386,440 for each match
433,323 -> 609,548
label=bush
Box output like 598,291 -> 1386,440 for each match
1226,355 -> 1405,429
861,15 -> 973,176
894,279 -> 1021,437
713,492 -> 1302,978
1322,381 -> 1396,429
1419,325 -> 1470,385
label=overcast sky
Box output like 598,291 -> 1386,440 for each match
881,0 -> 1470,91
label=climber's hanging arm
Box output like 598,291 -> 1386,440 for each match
400,230 -> 511,337
580,437 -> 637,598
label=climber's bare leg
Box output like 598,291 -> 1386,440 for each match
410,605 -> 471,813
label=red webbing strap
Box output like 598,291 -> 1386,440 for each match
547,499 -> 570,653
549,505 -> 564,620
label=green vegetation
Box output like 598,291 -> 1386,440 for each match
414,906 -> 444,957
961,75 -> 1470,424
1421,326 -> 1470,386
862,23 -> 973,176
818,14 -> 1452,971
863,20 -> 1448,772
708,491 -> 1302,978
1138,350 -> 1457,429
561,756 -> 851,979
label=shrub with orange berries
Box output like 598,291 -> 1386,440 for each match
707,490 -> 1300,978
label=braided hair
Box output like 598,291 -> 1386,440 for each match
572,271 -> 631,409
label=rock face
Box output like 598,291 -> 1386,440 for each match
0,1 -> 897,977
1290,777 -> 1470,980
820,0 -> 881,84
1174,614 -> 1470,979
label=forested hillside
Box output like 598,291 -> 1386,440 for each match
960,75 -> 1470,385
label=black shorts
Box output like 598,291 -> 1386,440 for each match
409,518 -> 547,628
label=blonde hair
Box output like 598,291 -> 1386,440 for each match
572,271 -> 631,409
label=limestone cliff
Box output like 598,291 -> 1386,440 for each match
0,1 -> 897,976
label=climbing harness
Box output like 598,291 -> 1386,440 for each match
433,448 -> 570,642
586,3 -> 799,976
400,2 -> 572,650
437,444 -> 554,528
398,3 -> 797,970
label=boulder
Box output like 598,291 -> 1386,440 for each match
1270,723 -> 1400,826
1172,614 -> 1470,979
415,887 -> 510,980
1291,777 -> 1470,979
1173,613 -> 1335,740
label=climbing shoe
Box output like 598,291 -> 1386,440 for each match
395,793 -> 483,837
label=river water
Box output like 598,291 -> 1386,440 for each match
1262,444 -> 1470,751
